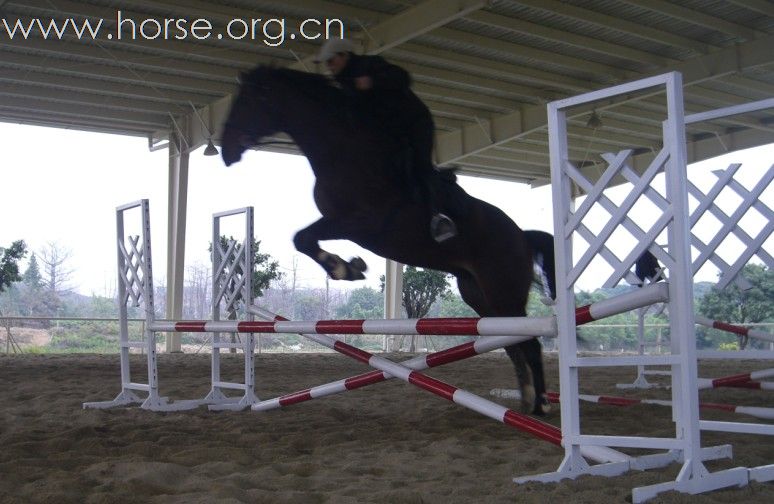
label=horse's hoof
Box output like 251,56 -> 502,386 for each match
532,394 -> 551,416
346,268 -> 366,281
349,257 -> 367,273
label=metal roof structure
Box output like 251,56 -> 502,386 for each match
2,0 -> 773,185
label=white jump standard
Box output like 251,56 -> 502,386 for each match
83,201 -> 259,412
535,71 -> 773,502
82,200 -> 200,411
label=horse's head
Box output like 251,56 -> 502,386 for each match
221,67 -> 281,166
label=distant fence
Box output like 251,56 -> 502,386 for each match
2,316 -> 772,355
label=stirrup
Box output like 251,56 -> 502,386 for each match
430,213 -> 457,243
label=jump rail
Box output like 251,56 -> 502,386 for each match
491,389 -> 774,421
248,306 -> 631,467
250,284 -> 668,412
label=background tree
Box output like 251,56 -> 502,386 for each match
18,253 -> 60,319
39,242 -> 73,294
22,252 -> 42,289
335,286 -> 384,319
380,266 -> 451,351
698,264 -> 773,349
439,292 -> 477,317
0,240 -> 26,293
401,267 -> 451,319
211,236 -> 284,351
213,237 -> 283,300
184,263 -> 211,319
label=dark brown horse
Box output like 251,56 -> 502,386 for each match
220,66 -> 548,415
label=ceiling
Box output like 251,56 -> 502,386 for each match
1,0 -> 773,185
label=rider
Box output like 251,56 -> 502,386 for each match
314,38 -> 457,243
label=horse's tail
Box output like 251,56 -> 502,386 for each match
523,230 -> 556,300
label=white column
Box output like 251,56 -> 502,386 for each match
166,131 -> 189,352
383,259 -> 404,351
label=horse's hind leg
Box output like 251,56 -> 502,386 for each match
456,271 -> 547,415
504,341 -> 549,415
293,218 -> 367,281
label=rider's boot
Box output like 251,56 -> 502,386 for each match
421,172 -> 457,243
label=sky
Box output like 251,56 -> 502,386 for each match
0,121 -> 771,297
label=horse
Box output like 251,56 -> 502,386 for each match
220,66 -> 549,415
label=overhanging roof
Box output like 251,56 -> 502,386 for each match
1,0 -> 773,185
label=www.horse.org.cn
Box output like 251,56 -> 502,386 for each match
1,11 -> 345,46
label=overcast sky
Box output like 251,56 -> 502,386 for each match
1,122 -> 770,297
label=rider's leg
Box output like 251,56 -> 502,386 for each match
410,116 -> 457,242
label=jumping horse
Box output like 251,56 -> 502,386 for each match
220,66 -> 549,415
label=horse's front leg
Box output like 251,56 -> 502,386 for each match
293,218 -> 368,281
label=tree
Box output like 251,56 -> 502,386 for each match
213,237 -> 283,300
335,286 -> 383,319
22,253 -> 42,289
380,266 -> 451,351
211,236 -> 284,352
401,267 -> 451,319
698,264 -> 773,349
0,240 -> 26,293
39,242 -> 74,294
379,266 -> 451,319
439,292 -> 477,317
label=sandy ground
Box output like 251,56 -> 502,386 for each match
1,351 -> 773,503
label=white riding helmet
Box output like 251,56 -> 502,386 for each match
314,38 -> 355,63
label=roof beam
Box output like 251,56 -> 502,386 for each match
360,0 -> 488,53
282,0 -> 385,25
390,44 -> 596,91
0,50 -> 235,95
431,26 -> 627,80
0,110 -> 156,137
399,60 -> 552,104
0,36 -> 242,82
619,0 -> 762,40
435,33 -> 774,165
414,83 -> 517,112
455,163 -> 545,183
727,0 -> 774,17
513,0 -> 709,54
0,65 -> 215,105
0,82 -> 188,115
466,11 -> 673,67
0,96 -> 168,128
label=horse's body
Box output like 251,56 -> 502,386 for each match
221,66 -> 547,414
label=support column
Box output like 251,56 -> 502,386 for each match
166,132 -> 189,352
383,259 -> 404,350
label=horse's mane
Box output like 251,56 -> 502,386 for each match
242,66 -> 346,111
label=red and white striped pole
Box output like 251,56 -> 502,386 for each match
251,283 -> 669,412
250,309 -> 629,464
721,381 -> 774,390
695,316 -> 774,344
697,368 -> 774,390
493,389 -> 774,421
150,283 -> 668,336
149,314 -> 556,337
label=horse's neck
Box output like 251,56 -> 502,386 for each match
279,94 -> 360,175
282,114 -> 334,169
